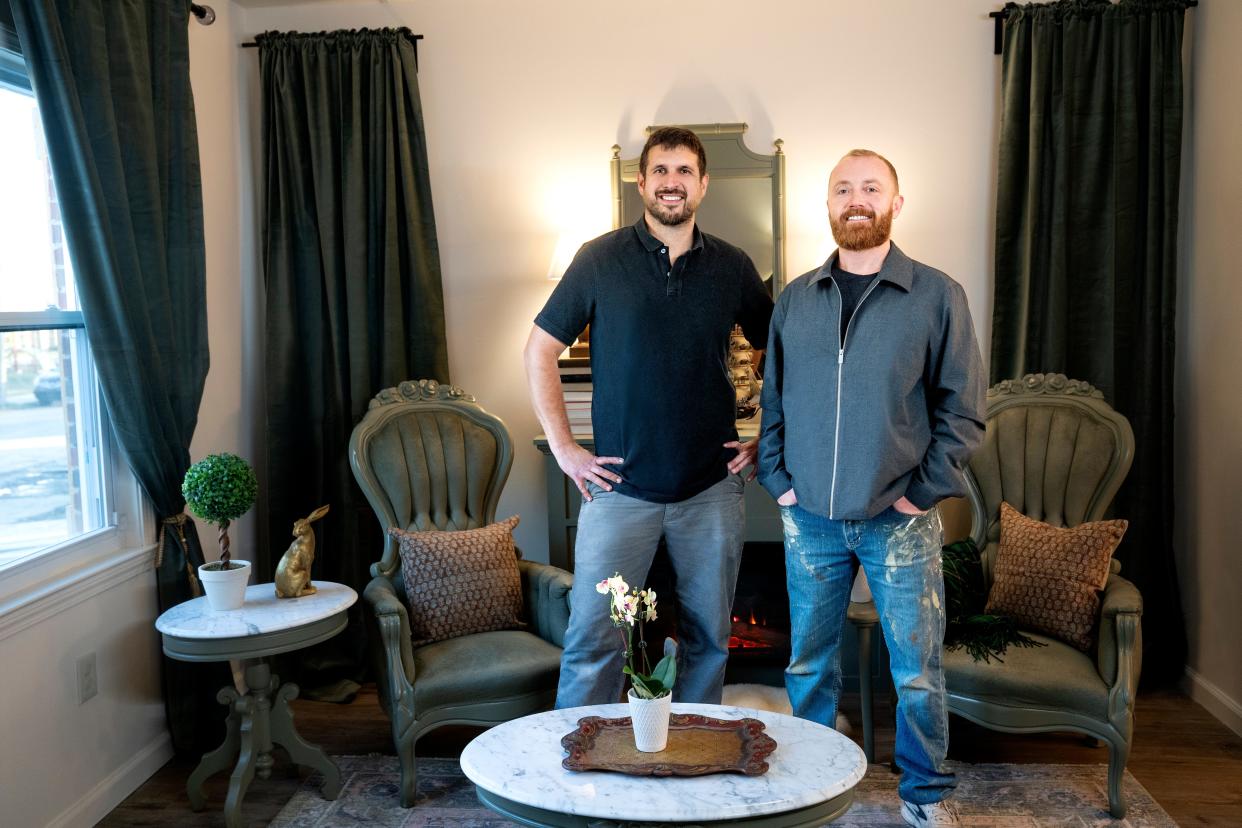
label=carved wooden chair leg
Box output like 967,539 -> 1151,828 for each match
856,622 -> 875,763
1107,736 -> 1130,819
888,687 -> 899,774
396,723 -> 419,807
847,600 -> 879,764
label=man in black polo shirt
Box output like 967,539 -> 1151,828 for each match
524,127 -> 773,707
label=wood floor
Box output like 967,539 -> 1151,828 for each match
100,686 -> 1242,827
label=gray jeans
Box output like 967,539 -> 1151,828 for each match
555,473 -> 746,708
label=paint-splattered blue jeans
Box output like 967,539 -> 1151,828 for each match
781,503 -> 956,805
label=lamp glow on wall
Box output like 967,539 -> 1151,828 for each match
547,232 -> 582,281
545,231 -> 593,357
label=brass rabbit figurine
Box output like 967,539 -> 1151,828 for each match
274,504 -> 330,598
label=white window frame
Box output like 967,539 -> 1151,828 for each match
0,421 -> 152,622
0,311 -> 154,621
0,37 -> 154,626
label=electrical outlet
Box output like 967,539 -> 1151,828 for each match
76,652 -> 98,704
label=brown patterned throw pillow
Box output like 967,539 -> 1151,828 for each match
986,502 -> 1127,651
390,516 -> 524,647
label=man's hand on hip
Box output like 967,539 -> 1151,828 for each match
723,439 -> 759,481
777,488 -> 797,506
892,496 -> 928,515
554,443 -> 624,501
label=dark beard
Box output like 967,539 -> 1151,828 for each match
644,190 -> 694,227
830,207 -> 892,251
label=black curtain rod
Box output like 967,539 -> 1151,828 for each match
234,31 -> 424,69
189,3 -> 215,25
187,4 -> 424,62
987,11 -> 1005,56
987,1 -> 1196,56
239,33 -> 424,49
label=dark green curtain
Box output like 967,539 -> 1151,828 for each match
0,3 -> 20,62
259,28 -> 450,688
991,0 -> 1191,684
8,0 -> 224,750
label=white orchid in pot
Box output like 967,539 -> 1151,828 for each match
597,573 -> 678,752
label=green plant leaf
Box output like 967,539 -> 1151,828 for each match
645,680 -> 669,698
942,538 -> 1048,663
624,637 -> 676,700
649,653 -> 676,690
624,668 -> 654,699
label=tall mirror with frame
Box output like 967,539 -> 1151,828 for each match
611,122 -> 787,295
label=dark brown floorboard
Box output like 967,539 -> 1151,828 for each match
99,686 -> 1241,827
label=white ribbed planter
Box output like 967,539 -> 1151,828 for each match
627,689 -> 672,752
198,560 -> 252,611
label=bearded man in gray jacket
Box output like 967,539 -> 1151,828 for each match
758,149 -> 985,828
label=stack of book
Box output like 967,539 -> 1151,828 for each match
558,355 -> 592,434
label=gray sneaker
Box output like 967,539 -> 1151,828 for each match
900,799 -> 961,827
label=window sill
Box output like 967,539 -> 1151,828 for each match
0,441 -> 153,632
0,538 -> 157,641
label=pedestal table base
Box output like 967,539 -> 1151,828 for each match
186,660 -> 340,828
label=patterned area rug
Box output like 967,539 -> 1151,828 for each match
270,756 -> 1177,827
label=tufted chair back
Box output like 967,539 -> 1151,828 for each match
965,374 -> 1135,584
349,380 -> 514,581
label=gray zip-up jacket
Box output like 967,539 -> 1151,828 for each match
758,243 -> 986,520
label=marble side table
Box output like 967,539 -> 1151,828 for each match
461,702 -> 867,827
155,581 -> 357,828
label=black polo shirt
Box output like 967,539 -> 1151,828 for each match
535,218 -> 773,504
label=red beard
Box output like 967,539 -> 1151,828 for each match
830,207 -> 893,251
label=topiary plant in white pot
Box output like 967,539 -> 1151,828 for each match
182,452 -> 258,610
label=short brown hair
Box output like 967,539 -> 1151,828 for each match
842,148 -> 899,192
640,127 -> 707,178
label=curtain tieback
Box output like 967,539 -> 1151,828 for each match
156,513 -> 190,569
157,513 -> 203,598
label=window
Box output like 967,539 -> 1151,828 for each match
0,36 -> 116,573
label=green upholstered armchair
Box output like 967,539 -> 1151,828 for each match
945,373 -> 1141,817
348,380 -> 572,807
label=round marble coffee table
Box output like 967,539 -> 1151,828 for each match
155,581 -> 356,828
460,702 -> 867,827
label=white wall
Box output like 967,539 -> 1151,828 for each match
229,0 -> 1002,560
1175,0 -> 1242,736
190,0 -> 257,559
0,553 -> 168,828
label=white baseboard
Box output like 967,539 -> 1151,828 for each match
46,730 -> 173,828
1182,666 -> 1242,738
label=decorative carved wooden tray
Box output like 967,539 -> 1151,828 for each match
561,713 -> 777,776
